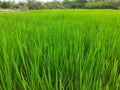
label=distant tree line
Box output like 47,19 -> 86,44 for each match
0,0 -> 120,10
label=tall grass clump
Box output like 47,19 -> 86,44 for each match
0,10 -> 120,90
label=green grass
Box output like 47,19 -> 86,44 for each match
0,10 -> 120,90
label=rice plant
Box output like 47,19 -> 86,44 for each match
0,10 -> 120,90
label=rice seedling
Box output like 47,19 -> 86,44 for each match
0,10 -> 120,90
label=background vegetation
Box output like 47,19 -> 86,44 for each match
0,0 -> 120,10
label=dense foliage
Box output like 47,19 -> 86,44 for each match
0,10 -> 120,90
0,0 -> 120,10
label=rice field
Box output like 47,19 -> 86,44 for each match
0,10 -> 120,90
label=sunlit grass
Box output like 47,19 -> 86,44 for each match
0,10 -> 120,90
